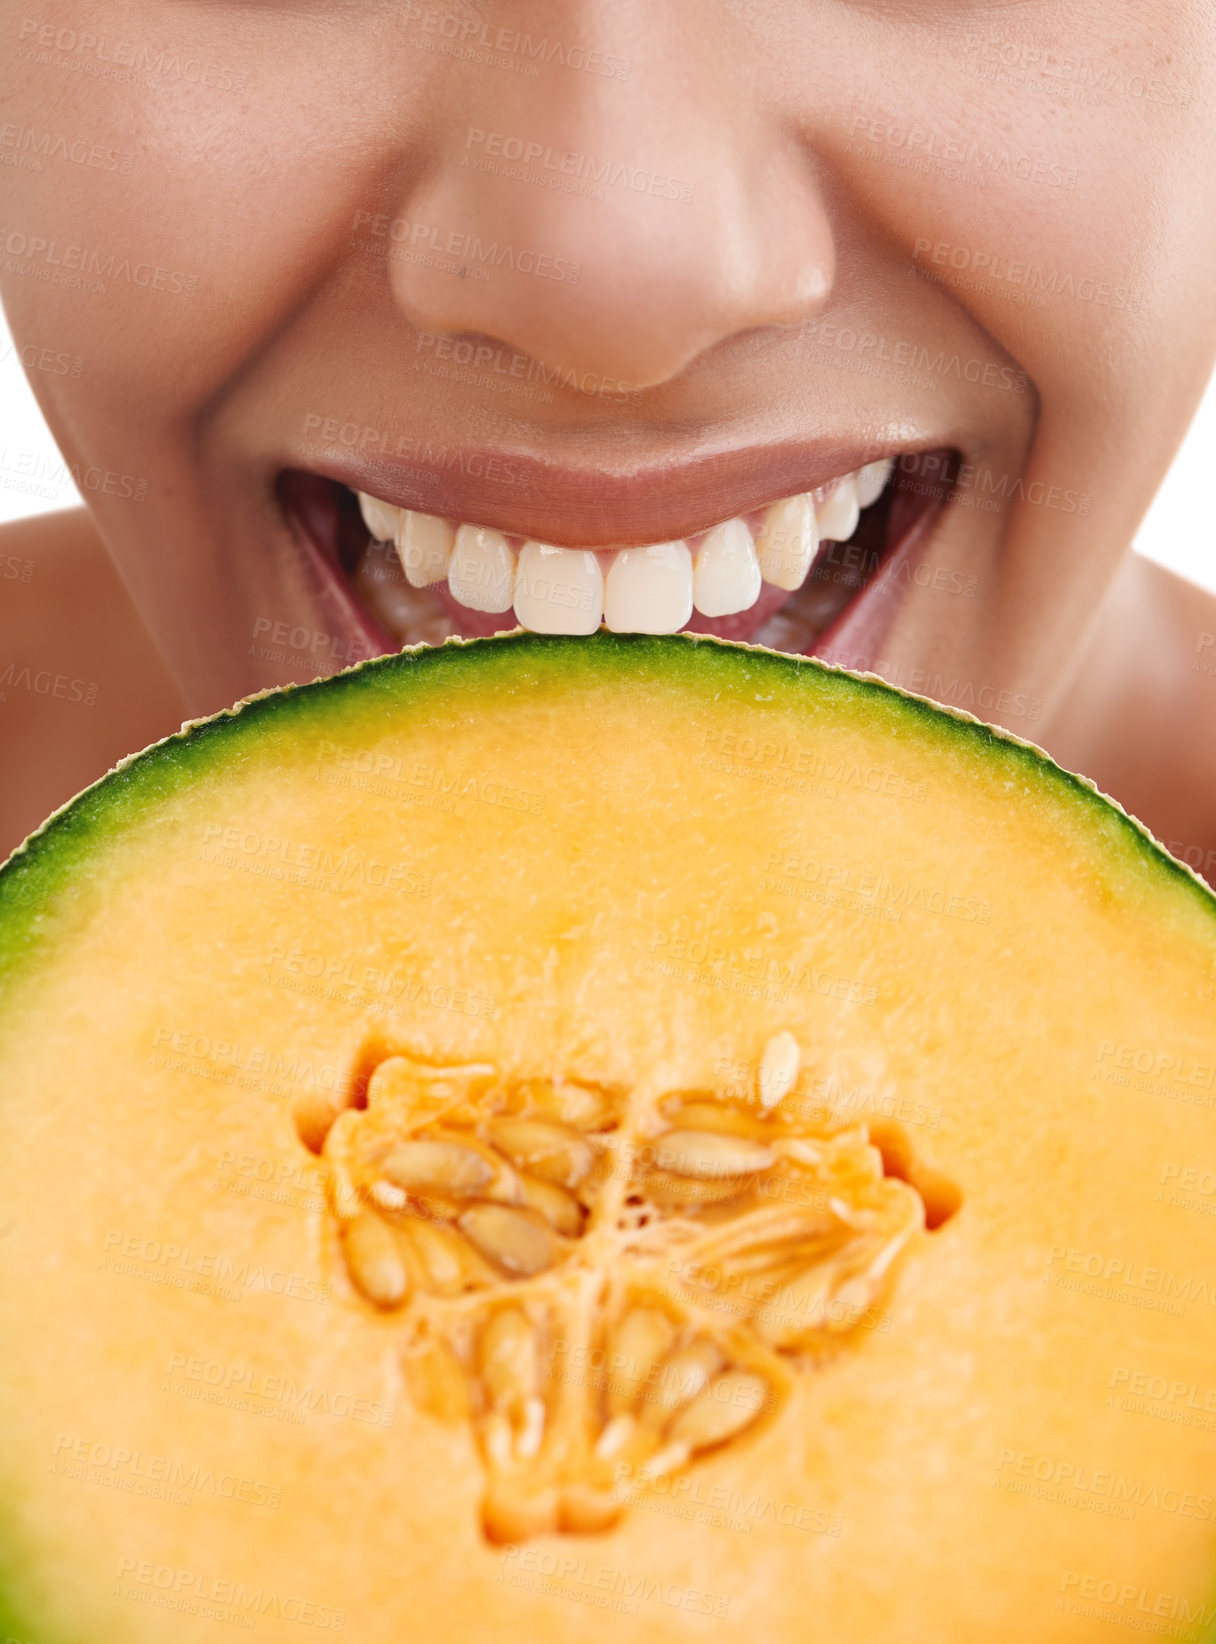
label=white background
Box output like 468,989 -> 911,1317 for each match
1,308 -> 1214,593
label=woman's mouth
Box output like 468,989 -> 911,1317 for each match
277,447 -> 955,658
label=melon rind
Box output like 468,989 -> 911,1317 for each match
2,631 -> 1212,970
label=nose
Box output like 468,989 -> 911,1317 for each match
385,15 -> 835,391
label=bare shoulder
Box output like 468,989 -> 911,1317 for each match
1041,552 -> 1216,880
0,509 -> 186,860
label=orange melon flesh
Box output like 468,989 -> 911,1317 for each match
0,630 -> 1214,1644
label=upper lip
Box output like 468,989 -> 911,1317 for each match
286,435 -> 951,547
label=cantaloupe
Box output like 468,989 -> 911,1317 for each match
1,630 -> 1215,1644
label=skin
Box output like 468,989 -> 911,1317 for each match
0,0 -> 1214,868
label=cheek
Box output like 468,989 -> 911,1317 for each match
0,16 -> 210,407
0,4 -> 404,417
802,0 -> 1216,426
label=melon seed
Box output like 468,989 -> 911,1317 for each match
656,1129 -> 774,1180
401,1218 -> 473,1296
753,1261 -> 840,1348
340,1211 -> 409,1310
607,1307 -> 677,1416
459,1203 -> 560,1277
595,1412 -> 636,1457
550,1081 -> 612,1130
487,1116 -> 593,1187
648,1339 -> 723,1418
644,1440 -> 691,1477
369,1180 -> 407,1212
757,1031 -> 800,1109
664,1100 -> 759,1137
828,1270 -> 880,1329
666,1371 -> 768,1452
516,1395 -> 546,1458
516,1173 -> 586,1237
478,1307 -> 539,1410
380,1140 -> 494,1197
481,1410 -> 516,1472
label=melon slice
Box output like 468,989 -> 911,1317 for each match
1,630 -> 1214,1644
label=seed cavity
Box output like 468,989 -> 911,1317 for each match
313,1043 -> 958,1543
478,1307 -> 538,1414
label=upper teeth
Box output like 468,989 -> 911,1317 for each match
356,455 -> 894,637
693,518 -> 762,617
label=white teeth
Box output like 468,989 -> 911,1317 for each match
394,510 -> 455,588
816,472 -> 860,542
514,542 -> 603,635
755,493 -> 818,592
856,457 -> 895,510
357,490 -> 401,542
693,519 -> 762,617
603,541 -> 693,634
356,454 -> 897,633
447,524 -> 516,613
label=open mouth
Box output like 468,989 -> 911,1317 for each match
277,448 -> 956,658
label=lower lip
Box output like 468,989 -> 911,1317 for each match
275,452 -> 955,662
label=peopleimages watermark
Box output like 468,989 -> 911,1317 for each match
1,339 -> 85,377
0,446 -> 146,503
1,554 -> 35,584
0,662 -> 98,707
51,1433 -> 281,1509
415,331 -> 639,402
352,209 -> 582,284
399,5 -> 631,79
1097,1041 -> 1213,1085
1057,1570 -> 1215,1630
799,315 -> 1029,393
953,32 -> 1195,108
463,127 -> 695,203
113,1557 -> 344,1631
848,107 -> 1078,189
995,1448 -> 1214,1522
497,1546 -> 729,1618
1043,1243 -> 1212,1314
0,224 -> 199,297
163,1350 -> 395,1428
912,237 -> 1143,311
0,120 -> 133,174
199,820 -> 432,901
100,1228 -> 333,1306
16,18 -> 249,93
300,411 -> 528,483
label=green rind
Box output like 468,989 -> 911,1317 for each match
0,630 -> 1213,988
